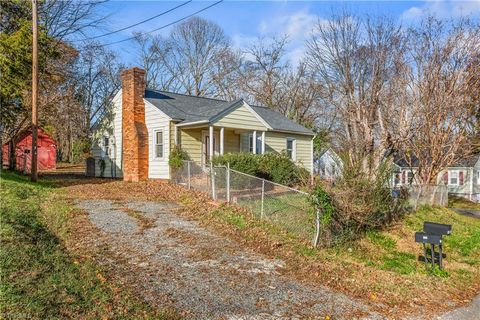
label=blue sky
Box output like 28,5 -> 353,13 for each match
77,1 -> 480,66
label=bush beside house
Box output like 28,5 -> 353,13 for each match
213,152 -> 309,186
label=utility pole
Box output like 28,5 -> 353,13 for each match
31,0 -> 38,182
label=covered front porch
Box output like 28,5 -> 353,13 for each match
173,123 -> 267,166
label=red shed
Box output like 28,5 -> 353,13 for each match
2,128 -> 57,173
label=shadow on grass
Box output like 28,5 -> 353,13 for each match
1,169 -> 119,188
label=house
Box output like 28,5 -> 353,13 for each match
392,154 -> 480,202
2,127 -> 57,173
91,67 -> 315,181
314,148 -> 342,180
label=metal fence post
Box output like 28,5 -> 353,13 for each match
313,209 -> 321,248
226,163 -> 230,203
261,179 -> 265,219
211,161 -> 216,200
187,161 -> 191,189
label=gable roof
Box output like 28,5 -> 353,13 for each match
393,153 -> 480,168
3,127 -> 56,147
143,89 -> 314,135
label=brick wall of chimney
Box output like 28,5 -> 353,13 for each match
121,67 -> 149,182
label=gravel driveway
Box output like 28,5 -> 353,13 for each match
75,199 -> 381,319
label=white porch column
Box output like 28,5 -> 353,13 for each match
252,130 -> 257,154
220,127 -> 224,155
174,124 -> 179,145
209,125 -> 214,162
261,131 -> 265,154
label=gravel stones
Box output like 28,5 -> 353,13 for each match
75,199 -> 378,319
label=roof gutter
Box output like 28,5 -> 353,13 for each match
271,129 -> 316,136
175,120 -> 210,128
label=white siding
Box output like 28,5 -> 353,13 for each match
91,92 -> 122,178
145,100 -> 170,179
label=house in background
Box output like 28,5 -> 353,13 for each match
392,154 -> 480,203
2,127 -> 57,173
314,148 -> 343,180
91,67 -> 314,181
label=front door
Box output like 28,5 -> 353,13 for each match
202,130 -> 219,166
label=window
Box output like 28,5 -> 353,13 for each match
248,133 -> 262,154
407,171 -> 414,184
394,173 -> 401,185
103,137 -> 109,157
449,170 -> 459,186
286,138 -> 296,160
477,171 -> 480,185
331,164 -> 336,176
154,130 -> 164,158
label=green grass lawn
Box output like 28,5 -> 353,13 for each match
194,192 -> 480,316
448,195 -> 480,211
0,171 -> 172,319
236,192 -> 315,241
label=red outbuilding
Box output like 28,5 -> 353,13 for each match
2,128 -> 57,173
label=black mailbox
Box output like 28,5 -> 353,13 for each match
415,232 -> 442,245
424,222 -> 452,236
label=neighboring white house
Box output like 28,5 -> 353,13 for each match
392,154 -> 480,203
91,67 -> 315,181
314,148 -> 343,180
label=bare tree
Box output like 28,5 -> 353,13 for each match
306,14 -> 409,178
167,17 -> 231,96
237,36 -> 291,110
134,33 -> 177,90
402,18 -> 480,184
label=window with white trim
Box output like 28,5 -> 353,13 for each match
477,171 -> 480,185
248,134 -> 262,154
286,138 -> 296,160
449,170 -> 459,186
154,130 -> 164,158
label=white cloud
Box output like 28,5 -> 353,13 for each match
401,0 -> 480,21
258,8 -> 320,66
231,8 -> 321,66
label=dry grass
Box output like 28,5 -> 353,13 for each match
59,177 -> 480,319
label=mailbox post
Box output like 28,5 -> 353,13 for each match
415,222 -> 452,271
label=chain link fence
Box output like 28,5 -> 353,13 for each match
173,161 -> 315,243
404,184 -> 448,209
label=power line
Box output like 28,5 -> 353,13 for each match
74,1 -> 192,42
101,0 -> 224,47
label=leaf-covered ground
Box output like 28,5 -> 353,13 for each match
0,171 -> 177,319
3,170 -> 479,319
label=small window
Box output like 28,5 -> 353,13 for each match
104,137 -> 109,157
394,173 -> 400,185
248,133 -> 262,154
407,171 -> 414,184
331,164 -> 336,176
286,138 -> 296,160
155,130 -> 164,158
477,171 -> 480,184
449,170 -> 459,186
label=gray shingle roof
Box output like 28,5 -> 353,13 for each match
393,153 -> 480,168
144,89 -> 314,135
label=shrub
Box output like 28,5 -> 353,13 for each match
212,152 -> 259,176
72,138 -> 91,164
310,161 -> 408,246
168,145 -> 189,171
213,152 -> 308,186
259,152 -> 309,185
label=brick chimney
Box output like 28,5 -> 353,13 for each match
121,67 -> 149,182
